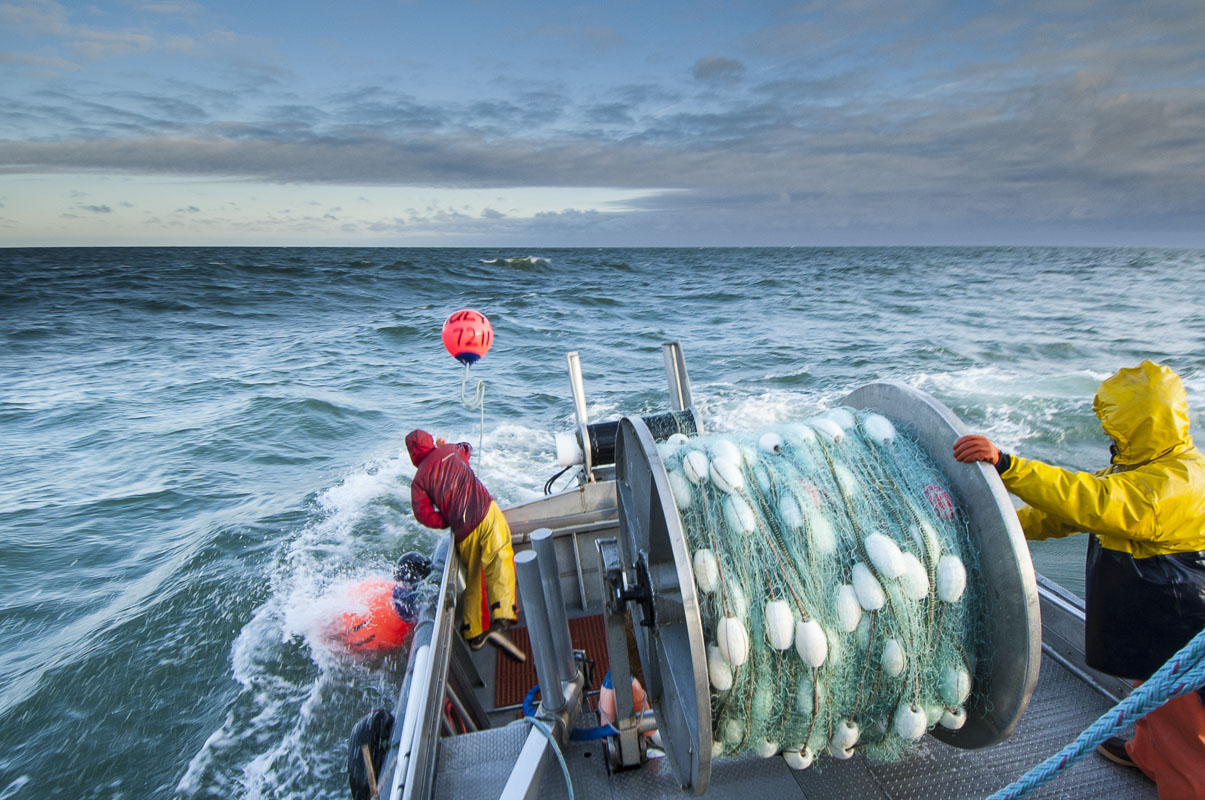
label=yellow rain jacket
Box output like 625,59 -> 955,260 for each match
1000,360 -> 1205,679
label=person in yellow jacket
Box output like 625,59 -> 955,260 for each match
954,360 -> 1205,799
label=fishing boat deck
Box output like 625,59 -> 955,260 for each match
435,642 -> 1155,800
388,448 -> 1159,800
411,483 -> 1160,800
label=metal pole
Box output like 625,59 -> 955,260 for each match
567,351 -> 595,482
515,550 -> 565,710
662,341 -> 693,412
531,528 -> 577,684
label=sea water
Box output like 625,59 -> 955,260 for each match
2,246 -> 1202,798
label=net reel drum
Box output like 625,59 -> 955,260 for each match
610,382 -> 1041,795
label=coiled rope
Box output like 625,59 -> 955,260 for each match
987,626 -> 1205,800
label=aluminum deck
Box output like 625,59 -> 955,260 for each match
434,646 -> 1155,799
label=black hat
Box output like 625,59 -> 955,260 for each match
393,551 -> 432,584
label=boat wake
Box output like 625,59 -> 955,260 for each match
175,452 -> 435,799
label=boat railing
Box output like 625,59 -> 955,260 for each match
379,536 -> 461,800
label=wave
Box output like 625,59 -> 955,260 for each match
478,255 -> 551,269
177,451 -> 434,799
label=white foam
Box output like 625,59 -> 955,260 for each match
180,450 -> 438,798
477,256 -> 551,265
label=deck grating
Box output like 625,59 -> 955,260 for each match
439,650 -> 1157,799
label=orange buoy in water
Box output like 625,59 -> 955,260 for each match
442,309 -> 493,365
335,579 -> 412,652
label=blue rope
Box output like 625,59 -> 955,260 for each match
523,684 -> 616,741
987,626 -> 1205,800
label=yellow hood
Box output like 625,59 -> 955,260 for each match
1093,360 -> 1193,467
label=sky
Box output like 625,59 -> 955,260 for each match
1,0 -> 1203,247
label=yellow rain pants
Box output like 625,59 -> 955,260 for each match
455,500 -> 516,641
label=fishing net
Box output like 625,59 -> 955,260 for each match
657,407 -> 983,768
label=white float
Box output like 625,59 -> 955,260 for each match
759,432 -> 784,454
795,674 -> 814,715
852,562 -> 886,611
723,495 -> 756,533
831,719 -> 860,750
683,450 -> 710,485
826,408 -> 857,431
708,645 -> 733,691
764,600 -> 795,650
794,619 -> 828,668
941,663 -> 972,705
892,702 -> 928,740
811,416 -> 845,443
693,549 -> 720,594
782,747 -> 815,770
899,551 -> 931,600
864,533 -> 905,579
863,413 -> 896,445
717,617 -> 750,666
940,706 -> 967,730
709,438 -> 742,464
725,581 -> 749,619
836,584 -> 862,632
787,423 -> 816,444
833,463 -> 859,496
881,638 -> 905,677
806,508 -> 837,555
752,464 -> 772,492
755,739 -> 779,758
779,494 -> 804,530
710,457 -> 745,494
668,470 -> 693,511
937,554 -> 967,603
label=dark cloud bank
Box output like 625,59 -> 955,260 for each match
3,0 -> 1203,244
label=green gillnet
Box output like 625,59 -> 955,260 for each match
658,407 -> 983,770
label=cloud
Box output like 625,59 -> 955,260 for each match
1,0 -> 155,60
133,1 -> 202,15
692,56 -> 745,83
80,203 -> 112,213
0,50 -> 82,72
4,0 -> 1204,243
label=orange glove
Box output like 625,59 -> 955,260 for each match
953,435 -> 1000,465
435,437 -> 447,446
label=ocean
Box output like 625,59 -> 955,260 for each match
2,246 -> 1203,799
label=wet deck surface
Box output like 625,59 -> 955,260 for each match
434,648 -> 1156,800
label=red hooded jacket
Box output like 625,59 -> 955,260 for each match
406,429 -> 494,543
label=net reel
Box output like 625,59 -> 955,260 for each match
608,382 -> 1041,794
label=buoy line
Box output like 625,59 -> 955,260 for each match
659,408 -> 982,769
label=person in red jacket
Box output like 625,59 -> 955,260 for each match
406,429 -> 517,647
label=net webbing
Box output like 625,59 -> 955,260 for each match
659,407 -> 983,768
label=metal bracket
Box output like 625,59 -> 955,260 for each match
596,537 -> 646,770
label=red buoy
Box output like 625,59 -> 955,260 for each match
442,309 -> 493,366
335,579 -> 412,652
